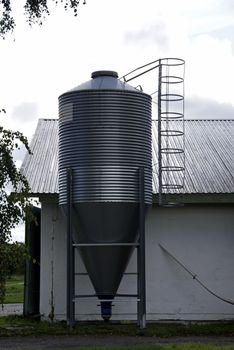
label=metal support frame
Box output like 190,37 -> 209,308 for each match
66,167 -> 146,328
137,167 -> 146,328
66,168 -> 75,328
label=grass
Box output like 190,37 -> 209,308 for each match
4,275 -> 24,304
1,346 -> 234,350
1,316 -> 234,338
2,277 -> 234,343
46,347 -> 234,350
1,318 -> 234,349
29,347 -> 234,350
2,277 -> 234,349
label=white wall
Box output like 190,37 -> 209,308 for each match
40,201 -> 234,321
146,205 -> 234,321
40,202 -> 67,320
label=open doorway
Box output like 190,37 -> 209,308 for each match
24,206 -> 41,317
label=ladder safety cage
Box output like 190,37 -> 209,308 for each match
157,58 -> 185,206
121,57 -> 185,207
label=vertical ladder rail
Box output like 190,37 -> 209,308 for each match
157,60 -> 163,205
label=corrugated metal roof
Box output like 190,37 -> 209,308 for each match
21,119 -> 234,195
152,119 -> 234,194
21,119 -> 58,194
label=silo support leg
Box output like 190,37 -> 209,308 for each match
137,167 -> 146,329
67,168 -> 75,328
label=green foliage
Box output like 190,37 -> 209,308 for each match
5,243 -> 27,276
0,115 -> 31,242
0,243 -> 27,304
0,111 -> 32,305
0,0 -> 87,38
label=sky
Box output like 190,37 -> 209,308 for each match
1,0 -> 234,241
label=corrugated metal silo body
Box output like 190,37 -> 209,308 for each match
59,71 -> 152,318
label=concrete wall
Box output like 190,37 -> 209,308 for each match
40,201 -> 234,321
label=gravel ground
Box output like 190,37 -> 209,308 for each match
0,304 -> 23,317
1,335 -> 234,349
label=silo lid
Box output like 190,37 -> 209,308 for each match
92,71 -> 118,79
62,70 -> 150,94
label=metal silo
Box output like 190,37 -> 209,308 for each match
59,71 -> 152,322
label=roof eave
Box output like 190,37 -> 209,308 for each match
152,193 -> 234,204
29,192 -> 234,204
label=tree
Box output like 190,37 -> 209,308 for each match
0,110 -> 33,304
0,110 -> 31,241
0,0 -> 86,305
0,0 -> 86,37
2,242 -> 27,277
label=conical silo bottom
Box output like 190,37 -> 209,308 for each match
72,202 -> 140,318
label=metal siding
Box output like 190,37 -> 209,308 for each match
21,119 -> 234,195
20,119 -> 59,194
59,90 -> 152,204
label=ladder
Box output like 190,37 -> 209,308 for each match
157,58 -> 185,206
121,57 -> 185,206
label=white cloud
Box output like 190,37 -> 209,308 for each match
185,34 -> 234,106
12,102 -> 39,122
0,1 -> 233,134
186,96 -> 234,119
124,22 -> 169,50
1,0 -> 234,242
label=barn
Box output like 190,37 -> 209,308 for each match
21,117 -> 234,322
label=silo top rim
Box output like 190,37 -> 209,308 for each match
92,71 -> 118,79
60,71 -> 152,96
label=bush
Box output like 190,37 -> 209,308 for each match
2,242 -> 27,277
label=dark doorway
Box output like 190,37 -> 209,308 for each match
24,206 -> 41,317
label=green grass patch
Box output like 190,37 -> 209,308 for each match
5,346 -> 234,350
38,347 -> 234,350
4,275 -> 24,304
1,316 -> 234,339
49,347 -> 234,350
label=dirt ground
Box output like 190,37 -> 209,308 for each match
1,335 -> 234,349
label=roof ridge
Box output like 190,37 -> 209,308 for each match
153,119 -> 234,122
38,118 -> 234,122
39,118 -> 58,121
184,119 -> 234,121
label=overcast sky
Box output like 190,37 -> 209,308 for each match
1,0 -> 234,240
